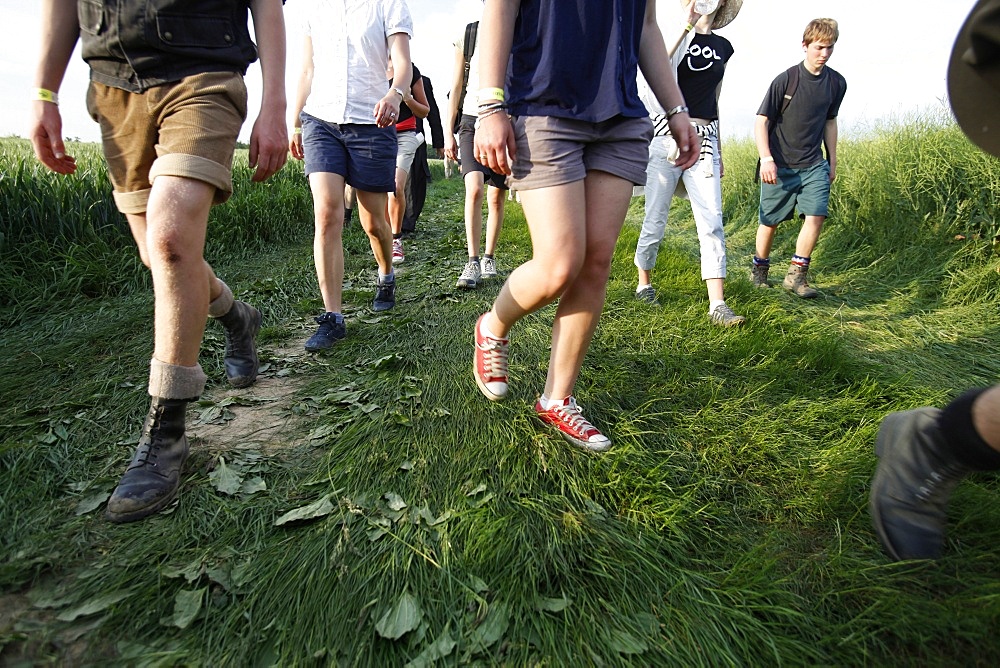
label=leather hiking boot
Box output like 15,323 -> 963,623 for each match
870,407 -> 970,560
106,398 -> 190,523
783,264 -> 818,298
217,300 -> 262,388
750,263 -> 771,289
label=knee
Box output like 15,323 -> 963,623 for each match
314,202 -> 344,234
541,256 -> 585,298
148,228 -> 200,267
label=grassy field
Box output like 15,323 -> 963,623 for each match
1,118 -> 999,665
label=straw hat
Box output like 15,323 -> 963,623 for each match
711,0 -> 743,30
948,0 -> 1000,156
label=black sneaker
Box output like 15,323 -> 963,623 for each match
373,278 -> 396,312
305,312 -> 346,352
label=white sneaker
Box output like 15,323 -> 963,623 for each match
456,260 -> 481,289
480,256 -> 497,279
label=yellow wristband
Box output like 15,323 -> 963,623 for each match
684,22 -> 695,32
34,88 -> 59,105
293,127 -> 302,134
478,87 -> 505,103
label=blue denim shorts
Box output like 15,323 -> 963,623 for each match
300,112 -> 397,192
758,160 -> 831,227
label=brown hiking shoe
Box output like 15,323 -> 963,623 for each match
750,263 -> 771,289
783,264 -> 818,298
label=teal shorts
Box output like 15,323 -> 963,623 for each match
759,161 -> 831,227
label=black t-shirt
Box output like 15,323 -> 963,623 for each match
757,62 -> 847,168
676,32 -> 733,120
390,64 -> 422,126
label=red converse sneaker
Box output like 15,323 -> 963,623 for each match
392,238 -> 405,265
535,396 -> 611,452
474,313 -> 508,400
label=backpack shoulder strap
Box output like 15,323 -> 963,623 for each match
463,21 -> 479,66
780,64 -> 800,116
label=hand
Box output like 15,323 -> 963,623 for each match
248,110 -> 288,182
443,133 -> 458,161
373,93 -> 401,128
719,156 -> 725,179
289,130 -> 304,161
435,147 -> 444,159
829,163 -> 837,183
667,112 -> 699,171
759,160 -> 778,185
30,101 -> 76,175
473,113 -> 516,175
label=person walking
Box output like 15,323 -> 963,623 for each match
30,0 -> 288,522
289,0 -> 414,352
386,59 -> 429,264
473,0 -> 698,451
869,0 -> 1000,561
633,0 -> 745,327
751,18 -> 846,298
445,11 -> 508,290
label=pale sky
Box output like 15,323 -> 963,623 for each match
0,0 -> 975,145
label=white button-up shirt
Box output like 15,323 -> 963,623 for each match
302,0 -> 413,124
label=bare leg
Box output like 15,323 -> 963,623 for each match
483,184 -> 506,256
483,180 -> 589,339
308,172 -> 347,313
706,277 -> 725,302
795,215 -> 825,258
387,167 -> 408,236
542,172 -> 632,399
464,171 -> 486,256
356,189 -> 393,275
755,223 -> 778,260
142,176 -> 217,367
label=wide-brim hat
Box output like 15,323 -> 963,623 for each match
712,0 -> 743,30
948,0 -> 1000,156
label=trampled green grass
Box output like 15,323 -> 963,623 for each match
1,118 -> 999,665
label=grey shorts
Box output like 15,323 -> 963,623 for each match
459,114 -> 508,189
395,130 -> 424,172
509,114 -> 653,191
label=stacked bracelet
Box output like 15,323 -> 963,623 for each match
34,88 -> 59,105
474,108 -> 506,129
477,101 -> 504,116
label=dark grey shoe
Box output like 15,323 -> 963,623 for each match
750,263 -> 771,289
304,312 -> 346,352
635,286 -> 658,304
373,278 -> 396,311
870,407 -> 970,560
783,264 -> 818,298
216,300 -> 262,388
106,398 -> 189,523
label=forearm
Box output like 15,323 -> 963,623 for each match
35,0 -> 80,91
250,0 -> 287,115
824,119 -> 838,165
478,0 -> 519,89
406,83 -> 430,119
388,36 -> 413,99
754,115 -> 772,158
291,39 -> 314,127
638,3 -> 686,112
